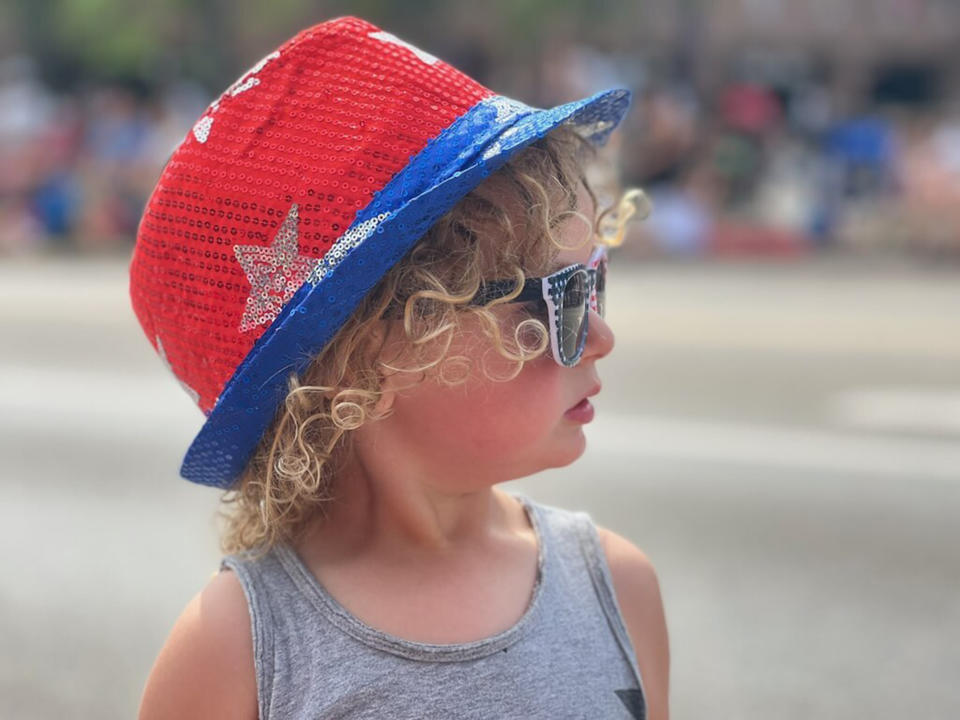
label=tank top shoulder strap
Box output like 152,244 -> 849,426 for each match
512,492 -> 646,699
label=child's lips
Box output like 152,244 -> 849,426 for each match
564,397 -> 595,423
564,384 -> 601,422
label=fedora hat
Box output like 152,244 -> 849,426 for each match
129,16 -> 631,488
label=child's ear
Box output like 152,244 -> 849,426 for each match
369,319 -> 405,417
372,369 -> 398,416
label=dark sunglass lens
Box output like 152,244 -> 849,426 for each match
560,270 -> 589,363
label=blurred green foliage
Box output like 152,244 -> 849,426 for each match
10,0 -> 629,92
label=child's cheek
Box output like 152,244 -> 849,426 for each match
391,350 -> 571,469
471,363 -> 568,445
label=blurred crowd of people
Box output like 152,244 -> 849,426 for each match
0,56 -> 208,255
619,74 -> 960,260
3,44 -> 960,260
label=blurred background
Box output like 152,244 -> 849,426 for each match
1,0 -> 958,718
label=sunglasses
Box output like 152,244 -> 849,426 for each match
472,245 -> 607,367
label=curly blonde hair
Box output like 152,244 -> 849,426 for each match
217,126 -> 643,556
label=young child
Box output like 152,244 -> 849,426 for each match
131,16 -> 668,720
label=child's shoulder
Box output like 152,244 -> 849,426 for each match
592,524 -> 662,614
515,493 -> 636,552
521,493 -> 669,718
592,523 -> 670,720
138,569 -> 258,720
521,495 -> 662,612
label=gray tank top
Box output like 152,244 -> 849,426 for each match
220,492 -> 647,719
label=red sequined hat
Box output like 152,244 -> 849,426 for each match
129,16 -> 631,488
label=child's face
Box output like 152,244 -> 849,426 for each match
374,183 -> 615,488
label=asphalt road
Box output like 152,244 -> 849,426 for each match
1,255 -> 958,719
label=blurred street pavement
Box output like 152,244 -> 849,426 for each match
1,255 -> 958,719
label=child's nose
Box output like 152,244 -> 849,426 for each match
582,309 -> 615,361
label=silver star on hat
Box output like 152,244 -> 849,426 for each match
235,203 -> 318,333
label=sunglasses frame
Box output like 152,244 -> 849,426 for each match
472,245 -> 608,367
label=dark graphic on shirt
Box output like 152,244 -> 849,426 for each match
615,687 -> 645,719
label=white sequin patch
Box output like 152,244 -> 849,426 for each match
482,124 -> 522,160
228,76 -> 260,97
368,31 -> 438,65
226,50 -> 280,97
192,116 -> 214,143
485,96 -> 531,124
307,212 -> 392,285
194,50 -> 281,145
246,50 -> 281,77
482,141 -> 502,161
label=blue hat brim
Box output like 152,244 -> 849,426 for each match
181,87 -> 632,487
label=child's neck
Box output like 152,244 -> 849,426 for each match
294,475 -> 529,570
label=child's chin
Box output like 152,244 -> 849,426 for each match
547,432 -> 588,468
